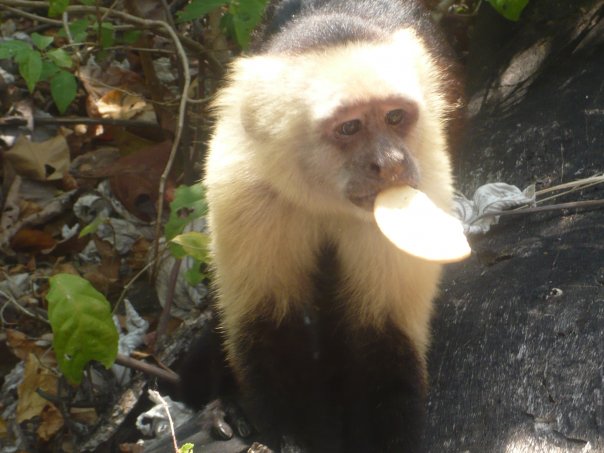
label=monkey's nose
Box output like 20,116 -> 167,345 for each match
369,157 -> 419,188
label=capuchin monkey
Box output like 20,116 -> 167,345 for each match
180,0 -> 462,451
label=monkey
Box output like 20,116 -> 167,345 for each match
180,0 -> 461,451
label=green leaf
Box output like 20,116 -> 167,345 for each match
229,0 -> 266,49
49,0 -> 70,17
47,48 -> 73,69
40,61 -> 61,80
184,260 -> 206,286
18,51 -> 43,93
79,215 -> 106,238
50,70 -> 77,114
46,274 -> 118,384
486,0 -> 530,21
179,443 -> 195,453
171,232 -> 211,262
121,30 -> 141,45
59,18 -> 90,43
100,22 -> 115,48
176,0 -> 228,22
0,40 -> 32,59
31,32 -> 54,50
165,184 -> 208,241
0,45 -> 12,60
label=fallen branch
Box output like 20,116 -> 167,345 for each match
0,115 -> 160,129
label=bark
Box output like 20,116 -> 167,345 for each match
425,1 -> 604,451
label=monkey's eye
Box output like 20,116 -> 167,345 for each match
385,109 -> 405,125
337,119 -> 362,136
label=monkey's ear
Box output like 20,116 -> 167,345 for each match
234,56 -> 303,141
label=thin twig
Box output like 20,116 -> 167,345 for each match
159,0 -> 177,30
535,173 -> 604,197
104,46 -> 176,55
0,190 -> 77,249
472,198 -> 604,223
153,258 -> 182,352
1,4 -> 62,25
114,354 -> 180,384
500,173 -> 604,214
61,10 -> 83,64
113,259 -> 156,314
536,179 -> 604,205
150,26 -> 190,283
148,389 -> 180,453
0,289 -> 42,321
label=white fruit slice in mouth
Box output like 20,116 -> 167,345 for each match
374,186 -> 471,263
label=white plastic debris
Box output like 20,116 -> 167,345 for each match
454,182 -> 536,235
61,223 -> 80,240
0,362 -> 24,452
153,57 -> 178,84
78,240 -> 100,264
0,273 -> 30,306
73,193 -> 113,223
136,390 -> 194,438
73,183 -> 155,257
97,218 -> 144,255
112,300 -> 149,384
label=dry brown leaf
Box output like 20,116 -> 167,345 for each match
0,416 -> 8,439
118,442 -> 146,453
0,175 -> 22,235
37,404 -> 64,442
9,228 -> 57,254
16,354 -> 61,426
97,90 -> 156,122
107,140 -> 174,221
70,147 -> 121,178
127,237 -> 151,271
69,407 -> 98,425
80,59 -> 145,103
18,199 -> 43,219
4,135 -> 70,181
52,262 -> 80,276
5,330 -> 49,362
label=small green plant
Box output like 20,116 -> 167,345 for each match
176,0 -> 268,49
59,17 -> 141,52
486,0 -> 530,21
49,0 -> 140,48
165,184 -> 210,285
46,273 -> 119,384
178,443 -> 194,453
79,215 -> 107,238
0,33 -> 76,113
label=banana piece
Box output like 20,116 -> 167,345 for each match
374,186 -> 471,263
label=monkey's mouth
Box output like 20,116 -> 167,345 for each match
348,193 -> 378,210
348,181 -> 420,211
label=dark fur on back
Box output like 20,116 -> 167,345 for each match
232,244 -> 426,451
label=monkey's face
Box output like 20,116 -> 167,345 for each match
227,28 -> 452,216
321,97 -> 421,211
